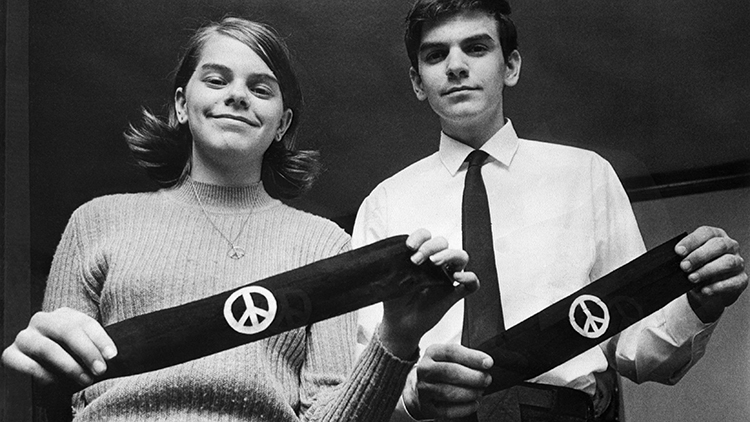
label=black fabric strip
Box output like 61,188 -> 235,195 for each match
480,232 -> 696,394
91,235 -> 451,384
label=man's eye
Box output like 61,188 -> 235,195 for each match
424,51 -> 446,63
467,44 -> 488,54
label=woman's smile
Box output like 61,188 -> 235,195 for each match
209,113 -> 259,127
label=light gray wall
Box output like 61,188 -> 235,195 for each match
624,187 -> 749,421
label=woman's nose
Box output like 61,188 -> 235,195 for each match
225,84 -> 250,108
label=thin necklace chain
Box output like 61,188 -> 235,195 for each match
189,178 -> 253,260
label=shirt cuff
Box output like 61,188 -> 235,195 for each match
664,295 -> 717,345
399,393 -> 434,422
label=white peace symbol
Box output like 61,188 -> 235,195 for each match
224,286 -> 278,335
568,294 -> 610,339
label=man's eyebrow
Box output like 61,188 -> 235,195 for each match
419,33 -> 496,53
461,33 -> 496,45
418,41 -> 446,53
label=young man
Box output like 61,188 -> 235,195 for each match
353,1 -> 747,421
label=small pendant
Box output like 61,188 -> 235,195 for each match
228,246 -> 246,260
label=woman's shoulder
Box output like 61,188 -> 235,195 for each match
75,191 -> 160,213
276,204 -> 348,234
69,191 -> 166,226
274,204 -> 351,251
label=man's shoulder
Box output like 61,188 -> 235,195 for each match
521,138 -> 602,160
377,152 -> 443,189
518,138 -> 612,172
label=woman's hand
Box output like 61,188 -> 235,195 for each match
1,307 -> 117,387
379,229 -> 479,359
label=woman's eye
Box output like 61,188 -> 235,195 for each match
204,76 -> 226,86
251,85 -> 273,97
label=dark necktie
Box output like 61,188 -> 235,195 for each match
460,150 -> 503,422
462,150 -> 504,348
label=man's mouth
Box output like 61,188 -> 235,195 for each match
442,86 -> 478,96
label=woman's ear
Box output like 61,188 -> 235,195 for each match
275,109 -> 294,141
174,88 -> 188,124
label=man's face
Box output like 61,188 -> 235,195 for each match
410,11 -> 520,137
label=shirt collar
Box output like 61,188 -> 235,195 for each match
439,119 -> 520,176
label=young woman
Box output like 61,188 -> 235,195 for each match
2,17 -> 478,421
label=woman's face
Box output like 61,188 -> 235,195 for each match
175,33 -> 292,178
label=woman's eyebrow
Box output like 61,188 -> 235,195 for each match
199,62 -> 233,73
199,62 -> 279,84
247,73 -> 280,85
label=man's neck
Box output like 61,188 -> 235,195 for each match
441,114 -> 506,149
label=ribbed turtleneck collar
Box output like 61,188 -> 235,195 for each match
170,178 -> 278,212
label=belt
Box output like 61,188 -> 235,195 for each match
475,383 -> 595,422
517,383 -> 594,420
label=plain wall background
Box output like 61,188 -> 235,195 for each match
3,1 -> 749,420
625,187 -> 749,421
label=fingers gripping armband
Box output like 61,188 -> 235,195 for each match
92,235 -> 451,386
480,232 -> 708,394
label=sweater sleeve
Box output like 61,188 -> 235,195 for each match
42,204 -> 106,319
297,223 -> 417,422
299,314 -> 416,422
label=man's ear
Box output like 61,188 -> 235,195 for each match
174,87 -> 188,124
503,50 -> 522,87
409,67 -> 428,101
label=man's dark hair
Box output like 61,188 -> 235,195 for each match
405,0 -> 518,72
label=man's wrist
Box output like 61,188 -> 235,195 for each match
686,290 -> 724,323
400,391 -> 432,421
399,366 -> 433,421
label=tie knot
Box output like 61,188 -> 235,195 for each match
466,150 -> 489,167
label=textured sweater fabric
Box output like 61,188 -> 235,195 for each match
43,180 -> 415,421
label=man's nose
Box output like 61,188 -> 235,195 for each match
445,50 -> 469,79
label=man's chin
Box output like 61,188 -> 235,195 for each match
437,107 -> 489,124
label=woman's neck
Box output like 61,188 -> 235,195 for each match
181,177 -> 271,211
190,156 -> 262,187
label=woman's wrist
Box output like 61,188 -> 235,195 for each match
377,321 -> 420,360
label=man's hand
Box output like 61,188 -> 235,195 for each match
379,229 -> 480,359
1,307 -> 118,387
676,226 -> 748,323
402,343 -> 493,420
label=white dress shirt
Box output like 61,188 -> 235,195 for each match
353,120 -> 714,399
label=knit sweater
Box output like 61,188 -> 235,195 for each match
43,180 -> 415,421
